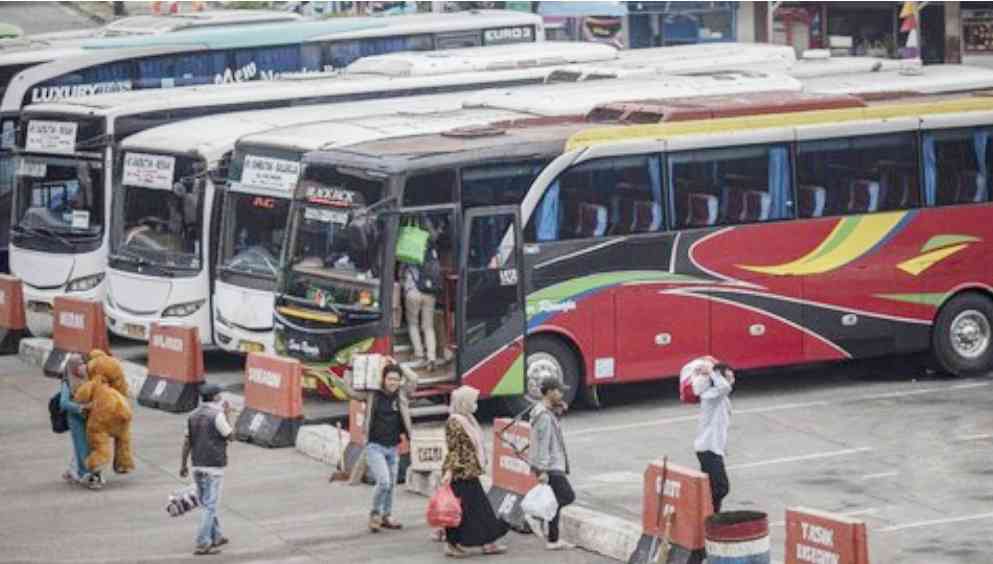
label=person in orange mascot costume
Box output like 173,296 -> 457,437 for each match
74,350 -> 135,476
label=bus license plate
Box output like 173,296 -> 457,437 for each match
124,323 -> 146,339
239,341 -> 264,353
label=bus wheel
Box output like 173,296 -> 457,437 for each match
498,336 -> 580,417
933,293 -> 993,376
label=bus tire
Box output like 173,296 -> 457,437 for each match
932,292 -> 993,377
498,336 -> 580,416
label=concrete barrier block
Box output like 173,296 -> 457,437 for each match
561,505 -> 642,562
295,424 -> 350,468
18,337 -> 53,369
405,468 -> 441,497
121,362 -> 148,400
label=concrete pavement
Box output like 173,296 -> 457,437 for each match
0,353 -> 609,564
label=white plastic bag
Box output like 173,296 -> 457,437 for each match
521,484 -> 558,522
165,484 -> 200,518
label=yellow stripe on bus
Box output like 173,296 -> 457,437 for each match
566,97 -> 993,152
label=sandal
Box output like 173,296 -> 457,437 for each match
482,544 -> 507,555
444,544 -> 466,558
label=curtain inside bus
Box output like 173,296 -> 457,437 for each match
769,146 -> 790,219
137,52 -> 227,88
234,45 -> 301,78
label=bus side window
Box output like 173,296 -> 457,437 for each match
669,144 -> 790,228
796,133 -> 919,218
923,128 -> 992,207
526,155 -> 662,242
232,45 -> 301,81
324,35 -> 434,70
138,52 -> 226,89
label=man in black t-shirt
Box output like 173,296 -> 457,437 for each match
338,362 -> 415,533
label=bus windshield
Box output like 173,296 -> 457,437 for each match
12,155 -> 102,249
284,169 -> 383,319
219,191 -> 290,280
113,153 -> 202,271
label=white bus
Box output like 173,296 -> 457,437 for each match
7,41 -> 641,338
0,9 -> 545,268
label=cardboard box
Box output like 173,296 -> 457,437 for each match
410,426 -> 448,472
351,353 -> 385,391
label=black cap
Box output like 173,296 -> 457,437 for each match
539,377 -> 569,396
199,383 -> 223,400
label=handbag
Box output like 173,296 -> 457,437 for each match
397,219 -> 429,265
426,484 -> 462,528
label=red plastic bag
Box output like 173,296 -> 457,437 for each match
427,485 -> 462,528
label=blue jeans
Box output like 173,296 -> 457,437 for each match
366,442 -> 399,516
193,471 -> 224,547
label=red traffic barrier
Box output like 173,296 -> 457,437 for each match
628,459 -> 714,564
45,296 -> 110,378
785,507 -> 870,564
137,323 -> 205,413
487,417 -> 538,532
0,275 -> 26,353
235,353 -> 303,448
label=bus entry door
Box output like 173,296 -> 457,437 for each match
457,206 -> 526,398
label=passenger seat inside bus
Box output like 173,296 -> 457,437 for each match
631,200 -> 661,232
576,202 -> 608,238
955,171 -> 987,203
798,185 -> 826,218
741,190 -> 771,222
685,193 -> 719,227
847,180 -> 881,213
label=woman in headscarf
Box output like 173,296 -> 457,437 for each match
60,354 -> 101,489
440,385 -> 509,557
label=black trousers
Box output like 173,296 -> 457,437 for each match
546,473 -> 575,543
696,451 -> 729,513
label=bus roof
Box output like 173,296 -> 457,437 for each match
800,64 -> 993,96
243,71 -> 798,156
303,119 -> 587,178
118,94 -> 529,163
80,10 -> 541,51
587,91 -> 865,124
565,95 -> 993,152
463,69 -> 801,114
99,10 -> 304,36
344,42 -> 617,77
16,59 -> 591,119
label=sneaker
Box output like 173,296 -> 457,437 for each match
193,545 -> 219,555
369,513 -> 382,533
212,537 -> 229,548
545,541 -> 574,551
523,515 -> 545,540
380,516 -> 403,530
62,470 -> 78,483
84,474 -> 104,490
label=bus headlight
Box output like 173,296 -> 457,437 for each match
66,273 -> 105,293
163,300 -> 205,318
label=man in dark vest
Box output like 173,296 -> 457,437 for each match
180,383 -> 233,556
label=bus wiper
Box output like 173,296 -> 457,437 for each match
12,224 -> 73,250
